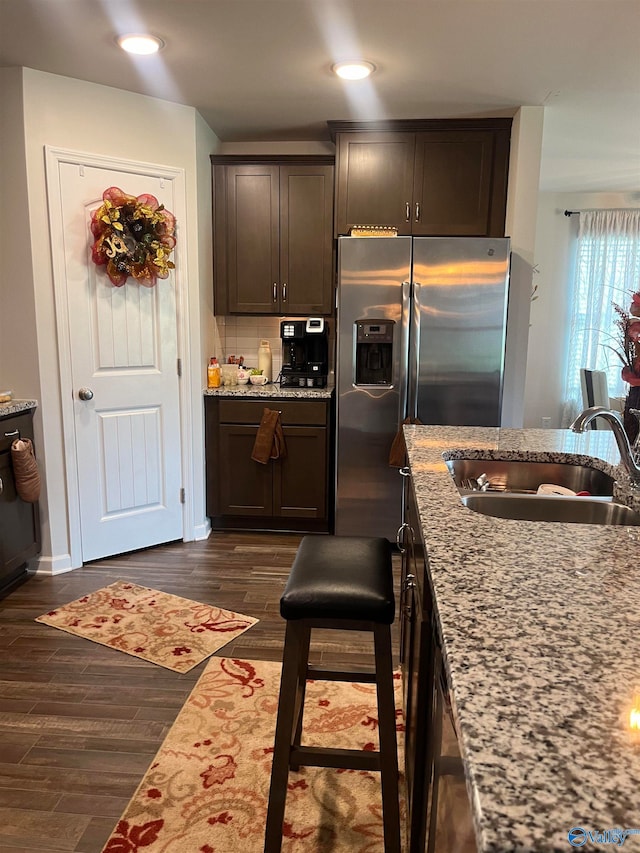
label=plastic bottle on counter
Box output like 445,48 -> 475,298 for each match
258,339 -> 272,382
207,357 -> 221,388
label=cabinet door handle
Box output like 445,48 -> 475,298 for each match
405,202 -> 411,222
415,202 -> 421,222
0,475 -> 3,495
402,573 -> 416,592
396,522 -> 409,553
403,579 -> 415,620
398,466 -> 411,478
273,283 -> 278,303
4,429 -> 19,438
282,282 -> 287,302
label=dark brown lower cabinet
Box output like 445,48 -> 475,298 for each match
399,478 -> 434,853
0,407 -> 41,596
400,475 -> 473,853
205,396 -> 332,532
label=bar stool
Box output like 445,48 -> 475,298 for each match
264,535 -> 401,853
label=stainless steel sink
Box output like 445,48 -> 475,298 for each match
446,458 -> 614,496
462,493 -> 640,525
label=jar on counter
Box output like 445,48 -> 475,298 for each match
258,340 -> 272,382
207,357 -> 221,388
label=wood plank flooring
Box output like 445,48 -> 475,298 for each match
0,532 -> 401,852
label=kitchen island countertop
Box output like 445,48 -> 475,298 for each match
404,424 -> 640,852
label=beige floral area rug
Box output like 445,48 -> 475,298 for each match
35,581 -> 258,672
101,656 -> 405,852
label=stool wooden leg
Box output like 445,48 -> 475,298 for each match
264,621 -> 306,853
374,624 -> 401,853
290,623 -> 311,771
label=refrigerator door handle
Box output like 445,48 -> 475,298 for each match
399,279 -> 411,423
407,280 -> 421,419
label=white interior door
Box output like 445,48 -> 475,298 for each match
58,162 -> 183,562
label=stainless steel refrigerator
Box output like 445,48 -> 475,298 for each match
335,235 -> 510,540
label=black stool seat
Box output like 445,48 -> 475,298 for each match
264,535 -> 401,853
280,535 -> 394,623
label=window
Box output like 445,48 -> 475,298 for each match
562,209 -> 640,425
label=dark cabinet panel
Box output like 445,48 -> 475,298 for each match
0,408 -> 40,594
400,485 -> 433,852
212,156 -> 334,316
401,477 -> 474,852
276,426 -> 327,518
334,133 -> 416,235
205,396 -> 332,532
217,425 -> 273,516
280,167 -> 334,315
412,131 -> 493,235
0,453 -> 40,571
329,119 -> 511,238
215,164 -> 279,314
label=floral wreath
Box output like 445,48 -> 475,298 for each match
90,186 -> 176,287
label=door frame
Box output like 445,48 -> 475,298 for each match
45,146 -> 194,568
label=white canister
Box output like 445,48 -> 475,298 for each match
258,339 -> 272,382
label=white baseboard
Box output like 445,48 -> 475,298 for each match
34,553 -> 77,575
192,519 -> 211,541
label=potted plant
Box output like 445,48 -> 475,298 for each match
611,291 -> 640,443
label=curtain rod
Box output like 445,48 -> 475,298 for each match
565,208 -> 638,217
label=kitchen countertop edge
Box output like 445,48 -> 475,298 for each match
204,383 -> 334,400
0,399 -> 38,416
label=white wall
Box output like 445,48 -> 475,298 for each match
501,106 -> 545,427
5,68 -> 219,571
0,69 -> 38,398
192,111 -> 220,538
524,190 -> 640,427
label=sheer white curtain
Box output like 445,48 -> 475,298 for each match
562,209 -> 640,426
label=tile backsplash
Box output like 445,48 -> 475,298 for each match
212,316 -> 335,383
213,317 -> 283,379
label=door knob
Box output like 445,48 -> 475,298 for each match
78,388 -> 94,401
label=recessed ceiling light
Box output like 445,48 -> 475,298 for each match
332,61 -> 376,81
117,34 -> 164,55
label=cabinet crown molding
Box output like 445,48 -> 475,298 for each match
210,154 -> 334,165
326,117 -> 513,141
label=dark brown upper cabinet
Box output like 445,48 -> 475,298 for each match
328,119 -> 512,238
211,155 -> 335,315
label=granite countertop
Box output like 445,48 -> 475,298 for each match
204,382 -> 334,400
0,399 -> 38,417
404,425 -> 640,852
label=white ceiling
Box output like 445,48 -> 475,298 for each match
1,0 -> 639,193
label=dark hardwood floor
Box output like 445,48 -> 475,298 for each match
0,532 -> 401,852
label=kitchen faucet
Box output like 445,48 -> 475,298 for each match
570,406 -> 640,488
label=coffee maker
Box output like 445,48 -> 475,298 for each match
280,318 -> 328,388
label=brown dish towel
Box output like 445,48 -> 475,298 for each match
11,437 -> 41,502
388,416 -> 423,467
251,408 -> 287,464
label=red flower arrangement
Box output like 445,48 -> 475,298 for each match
90,187 -> 176,287
611,291 -> 640,443
612,292 -> 640,387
